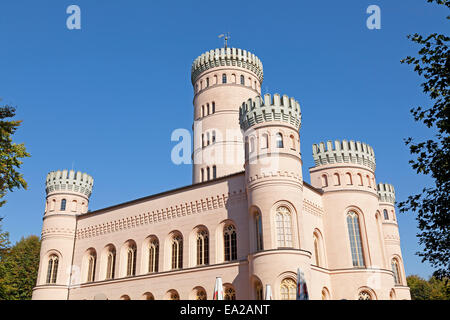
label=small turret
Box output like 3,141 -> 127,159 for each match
377,183 -> 395,205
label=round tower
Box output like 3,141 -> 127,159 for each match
309,140 -> 394,299
377,183 -> 410,298
32,169 -> 93,300
239,93 -> 308,299
191,47 -> 263,183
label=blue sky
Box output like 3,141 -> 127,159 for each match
0,0 -> 447,279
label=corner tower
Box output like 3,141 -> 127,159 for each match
32,170 -> 93,300
240,94 -> 307,299
191,47 -> 263,183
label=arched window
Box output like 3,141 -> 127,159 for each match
383,209 -> 389,220
255,212 -> 263,251
347,211 -> 365,267
148,238 -> 159,273
358,290 -> 372,300
333,173 -> 341,186
171,235 -> 183,269
60,199 -> 66,211
87,252 -> 96,282
212,165 -> 217,179
106,248 -> 116,280
249,137 -> 255,153
280,278 -> 296,300
276,206 -> 292,248
212,102 -> 215,113
224,285 -> 236,300
313,234 -> 321,267
321,287 -> 330,300
240,75 -> 245,85
290,135 -> 295,150
366,175 -> 371,187
212,131 -> 216,143
391,259 -> 401,285
206,132 -> 210,145
276,133 -> 283,148
357,173 -> 363,186
126,244 -> 137,276
207,103 -> 210,115
261,134 -> 268,149
168,290 -> 179,300
46,255 -> 59,284
120,295 -> 131,300
231,74 -> 236,83
255,281 -> 263,300
196,288 -> 207,300
196,230 -> 209,266
207,167 -> 210,181
222,74 -> 227,84
224,224 -> 237,261
345,173 -> 353,185
201,168 -> 204,182
321,175 -> 328,188
206,77 -> 209,87
201,105 -> 204,117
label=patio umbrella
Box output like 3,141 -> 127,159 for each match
296,268 -> 309,300
213,276 -> 224,300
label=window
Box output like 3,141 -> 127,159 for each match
322,288 -> 330,300
206,78 -> 209,87
240,75 -> 245,85
87,252 -> 96,282
171,235 -> 183,269
106,248 -> 116,280
261,134 -> 268,149
255,212 -> 263,251
60,199 -> 66,211
224,286 -> 236,300
148,239 -> 159,273
345,173 -> 352,185
358,290 -> 372,300
126,244 -> 137,276
169,291 -> 180,300
321,175 -> 328,188
212,131 -> 216,143
280,278 -> 296,300
255,281 -> 263,300
224,225 -> 237,261
212,102 -> 215,113
347,211 -> 365,267
290,135 -> 295,150
333,173 -> 340,186
392,259 -> 401,285
202,105 -> 204,117
207,103 -> 210,115
207,167 -> 210,181
196,289 -> 207,300
383,209 -> 389,220
222,74 -> 227,84
276,206 -> 292,248
196,230 -> 209,266
276,133 -> 283,148
46,255 -> 59,284
314,234 -> 321,267
357,173 -> 363,186
212,165 -> 217,179
201,168 -> 204,182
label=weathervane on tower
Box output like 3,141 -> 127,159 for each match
218,32 -> 230,49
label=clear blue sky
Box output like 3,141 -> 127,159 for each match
0,0 -> 447,279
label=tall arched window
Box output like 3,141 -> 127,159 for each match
255,212 -> 263,251
224,224 -> 237,261
212,166 -> 217,179
333,173 -> 341,186
46,255 -> 59,284
207,167 -> 210,181
391,259 -> 401,285
207,103 -> 210,115
357,173 -> 363,186
202,105 -> 204,117
261,134 -> 268,149
240,75 -> 245,85
276,133 -> 283,148
126,244 -> 137,276
345,173 -> 353,185
196,230 -> 209,266
222,74 -> 227,84
201,168 -> 204,182
171,235 -> 183,269
206,78 -> 209,87
313,234 -> 321,267
280,278 -> 296,300
321,175 -> 328,187
276,206 -> 292,248
224,285 -> 236,300
148,238 -> 159,273
290,135 -> 295,150
358,290 -> 372,300
383,209 -> 389,220
347,211 -> 365,267
196,288 -> 207,300
60,199 -> 66,211
255,281 -> 263,300
87,252 -> 96,282
106,248 -> 116,280
212,102 -> 215,113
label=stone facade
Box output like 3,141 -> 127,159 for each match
32,47 -> 410,300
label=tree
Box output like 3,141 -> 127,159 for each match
407,275 -> 450,300
0,235 -> 40,300
0,219 -> 11,299
398,0 -> 450,279
0,102 -> 30,207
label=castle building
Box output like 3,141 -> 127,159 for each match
32,47 -> 411,300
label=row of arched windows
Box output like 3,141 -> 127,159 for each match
247,132 -> 297,155
383,209 -> 396,221
195,73 -> 259,94
201,130 -> 216,147
46,198 -> 86,213
320,172 -> 375,189
201,102 -> 216,118
201,166 -> 217,182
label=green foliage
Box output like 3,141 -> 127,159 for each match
0,102 -> 30,207
399,0 -> 450,279
0,235 -> 41,300
407,275 -> 450,300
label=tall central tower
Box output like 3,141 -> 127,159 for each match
191,47 -> 263,183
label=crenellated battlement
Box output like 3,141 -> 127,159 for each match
377,183 -> 395,204
46,170 -> 94,198
312,140 -> 376,171
239,94 -> 302,131
191,47 -> 264,84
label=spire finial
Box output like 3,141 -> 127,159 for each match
218,32 -> 231,49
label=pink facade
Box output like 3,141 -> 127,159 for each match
32,47 -> 410,300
